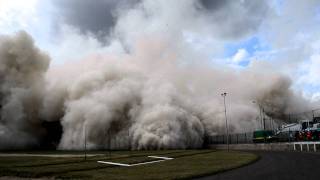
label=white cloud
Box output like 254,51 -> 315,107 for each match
45,25 -> 125,65
304,54 -> 320,86
298,38 -> 320,88
312,93 -> 320,102
232,48 -> 249,64
0,0 -> 38,33
294,46 -> 320,101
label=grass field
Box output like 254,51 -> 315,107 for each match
0,150 -> 258,180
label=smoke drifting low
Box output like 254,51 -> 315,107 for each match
0,0 -> 315,150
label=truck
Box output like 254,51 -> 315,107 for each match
253,130 -> 278,143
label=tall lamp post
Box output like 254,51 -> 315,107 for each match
221,92 -> 229,152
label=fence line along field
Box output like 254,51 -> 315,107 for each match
0,150 -> 257,180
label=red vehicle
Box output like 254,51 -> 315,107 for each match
306,131 -> 313,141
278,118 -> 320,142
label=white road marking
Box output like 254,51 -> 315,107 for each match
130,159 -> 166,166
147,156 -> 174,160
97,161 -> 131,167
97,155 -> 174,167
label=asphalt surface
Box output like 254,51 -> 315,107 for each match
196,151 -> 320,180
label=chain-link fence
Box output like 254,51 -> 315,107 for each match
206,132 -> 253,144
206,109 -> 320,145
206,131 -> 299,145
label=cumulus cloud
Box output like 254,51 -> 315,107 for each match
0,0 -> 38,33
46,25 -> 124,64
52,0 -> 270,44
262,0 -> 320,48
232,48 -> 249,64
52,0 -> 139,40
300,54 -> 320,86
243,0 -> 320,100
198,0 -> 270,39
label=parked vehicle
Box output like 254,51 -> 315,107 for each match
276,118 -> 320,141
253,130 -> 278,143
307,123 -> 320,141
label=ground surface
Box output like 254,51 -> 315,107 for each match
196,151 -> 320,180
0,150 -> 257,180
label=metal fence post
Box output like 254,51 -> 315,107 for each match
236,134 -> 238,144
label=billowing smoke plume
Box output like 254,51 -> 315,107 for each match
0,31 -> 50,148
0,0 -> 317,150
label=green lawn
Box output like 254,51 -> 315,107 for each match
0,150 -> 258,180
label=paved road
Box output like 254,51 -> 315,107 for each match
196,151 -> 320,180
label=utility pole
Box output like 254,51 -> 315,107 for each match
221,92 -> 229,152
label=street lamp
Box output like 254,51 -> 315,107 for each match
221,92 -> 229,152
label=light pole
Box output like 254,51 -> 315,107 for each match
221,92 -> 229,152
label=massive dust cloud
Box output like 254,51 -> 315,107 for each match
0,31 -> 50,149
0,0 -> 315,150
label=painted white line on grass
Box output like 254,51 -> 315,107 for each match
147,156 -> 174,160
97,161 -> 131,167
130,159 -> 166,166
97,155 -> 174,167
